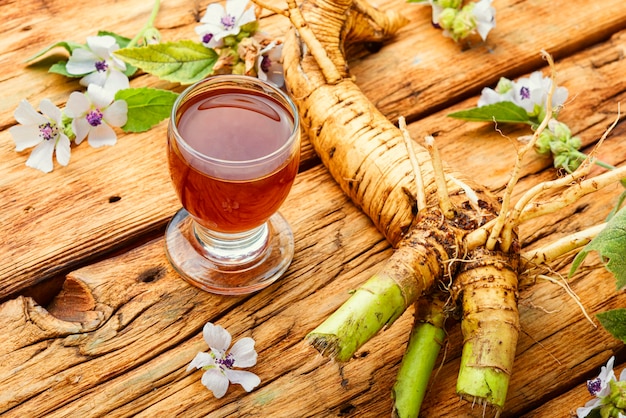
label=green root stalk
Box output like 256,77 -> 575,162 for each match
392,296 -> 446,418
453,248 -> 521,410
307,271 -> 407,361
307,208 -> 465,361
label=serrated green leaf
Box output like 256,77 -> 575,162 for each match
25,40 -> 85,63
448,102 -> 534,124
114,40 -> 218,85
570,206 -> 626,289
597,309 -> 626,343
116,87 -> 178,133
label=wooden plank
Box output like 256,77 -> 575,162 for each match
1,0 -> 626,416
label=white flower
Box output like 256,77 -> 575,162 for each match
472,0 -> 496,41
512,71 -> 568,115
187,322 -> 260,398
66,35 -> 129,94
9,99 -> 71,173
65,84 -> 128,148
257,42 -> 284,87
477,71 -> 568,119
576,356 -> 626,418
195,0 -> 256,48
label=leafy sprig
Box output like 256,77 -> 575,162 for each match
11,0 -> 283,171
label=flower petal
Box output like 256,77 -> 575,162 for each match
201,368 -> 230,398
103,100 -> 128,128
224,369 -> 260,392
87,123 -> 118,148
473,0 -> 495,41
26,140 -> 56,173
72,117 -> 90,145
80,71 -> 108,88
86,35 -> 118,58
65,91 -> 91,118
552,86 -> 569,108
187,351 -> 215,371
203,323 -> 232,352
477,87 -> 504,107
13,99 -> 47,126
230,337 -> 257,367
55,135 -> 71,166
9,125 -> 43,151
103,70 -> 130,95
87,84 -> 114,109
237,7 -> 257,27
200,3 -> 226,26
226,0 -> 250,21
66,48 -> 98,75
39,99 -> 63,124
576,398 -> 601,418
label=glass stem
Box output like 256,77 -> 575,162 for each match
193,221 -> 270,266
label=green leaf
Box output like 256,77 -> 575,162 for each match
114,40 -> 218,85
570,206 -> 626,289
116,87 -> 179,133
448,102 -> 534,124
25,40 -> 85,63
597,309 -> 626,343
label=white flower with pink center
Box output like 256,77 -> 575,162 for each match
65,84 -> 128,148
195,0 -> 256,48
9,99 -> 71,173
187,322 -> 260,398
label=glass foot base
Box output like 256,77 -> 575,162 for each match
164,209 -> 294,295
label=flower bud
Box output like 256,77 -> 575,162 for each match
142,27 -> 162,45
567,135 -> 581,150
549,140 -> 569,155
535,131 -> 553,155
438,8 -> 457,31
550,120 -> 572,140
437,0 -> 462,9
608,380 -> 626,410
553,154 -> 569,171
239,21 -> 259,36
495,77 -> 513,94
223,35 -> 238,47
231,61 -> 246,75
451,6 -> 475,40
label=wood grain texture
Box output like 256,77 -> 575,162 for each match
1,0 -> 625,417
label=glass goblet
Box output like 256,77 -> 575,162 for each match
165,75 -> 300,295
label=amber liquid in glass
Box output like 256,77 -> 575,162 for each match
168,88 -> 299,233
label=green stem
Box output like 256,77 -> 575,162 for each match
392,296 -> 446,418
127,0 -> 161,48
306,271 -> 408,362
306,214 -> 457,362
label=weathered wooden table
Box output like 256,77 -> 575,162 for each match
2,0 -> 625,416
